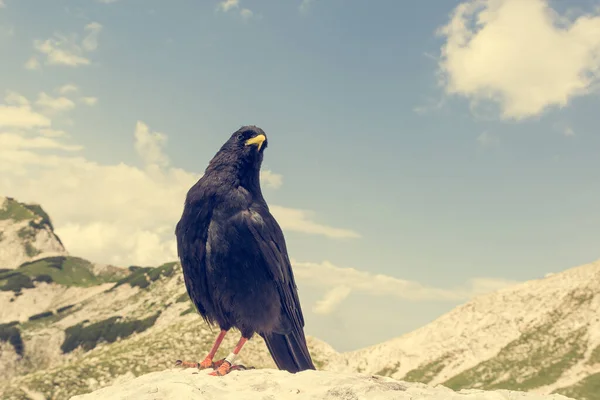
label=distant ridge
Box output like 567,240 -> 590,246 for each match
326,258 -> 600,400
0,196 -> 68,269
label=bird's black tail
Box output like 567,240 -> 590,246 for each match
261,328 -> 316,373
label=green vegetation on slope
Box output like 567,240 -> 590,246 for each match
2,318 -> 279,400
554,372 -> 600,400
111,262 -> 177,291
403,354 -> 453,384
0,198 -> 37,222
175,291 -> 190,303
445,326 -> 587,392
28,311 -> 54,321
0,256 -> 127,293
0,197 -> 52,225
22,203 -> 53,229
376,362 -> 401,378
587,344 -> 600,366
0,272 -> 35,293
61,313 -> 161,354
17,256 -> 111,287
180,307 -> 195,316
0,322 -> 24,356
444,289 -> 594,392
57,304 -> 75,313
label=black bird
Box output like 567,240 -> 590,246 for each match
174,126 -> 315,376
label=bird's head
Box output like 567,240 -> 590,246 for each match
230,125 -> 268,154
223,125 -> 268,164
207,126 -> 269,175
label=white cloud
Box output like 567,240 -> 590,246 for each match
217,0 -> 239,12
0,94 -> 359,265
34,36 -> 91,67
467,277 -> 520,295
80,97 -> 98,106
217,0 -> 253,19
5,91 -> 30,106
240,8 -> 253,19
270,207 -> 359,239
57,84 -> 79,95
476,131 -> 499,147
0,133 -> 82,152
0,0 -> 5,8
134,121 -> 170,169
82,22 -> 102,52
31,22 -> 102,68
35,92 -> 76,114
39,128 -> 68,138
313,286 -> 351,315
0,104 -> 50,129
260,170 -> 283,189
437,0 -> 600,120
24,57 -> 41,70
295,260 -> 519,312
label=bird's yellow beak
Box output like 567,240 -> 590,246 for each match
245,134 -> 266,151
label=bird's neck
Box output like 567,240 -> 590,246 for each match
239,163 -> 263,196
206,155 -> 264,196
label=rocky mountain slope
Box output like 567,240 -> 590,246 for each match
326,258 -> 600,400
0,196 -> 68,269
0,260 -> 333,400
2,196 -> 600,400
0,198 -> 333,400
71,368 -> 575,400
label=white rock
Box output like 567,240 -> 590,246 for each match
69,369 -> 575,400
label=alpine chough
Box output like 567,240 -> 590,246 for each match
174,126 -> 315,376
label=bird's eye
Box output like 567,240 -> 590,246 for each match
237,133 -> 244,141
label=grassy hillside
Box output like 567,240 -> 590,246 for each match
0,198 -> 48,223
555,374 -> 600,400
0,256 -> 126,293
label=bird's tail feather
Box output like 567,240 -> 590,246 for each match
261,328 -> 315,373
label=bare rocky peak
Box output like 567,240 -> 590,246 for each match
0,196 -> 68,269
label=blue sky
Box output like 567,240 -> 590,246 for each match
1,0 -> 600,351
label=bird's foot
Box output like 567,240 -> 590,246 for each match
175,360 -> 198,368
175,357 -> 215,370
209,360 -> 232,376
208,360 -> 253,376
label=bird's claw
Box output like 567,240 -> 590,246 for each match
199,357 -> 215,369
175,357 -> 215,370
208,360 -> 253,376
175,360 -> 198,368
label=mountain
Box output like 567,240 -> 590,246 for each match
0,260 -> 334,400
326,259 -> 600,400
1,195 -> 599,400
0,196 -> 68,269
0,196 -> 129,323
0,196 -> 333,400
70,368 -> 574,400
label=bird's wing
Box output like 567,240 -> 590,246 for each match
236,206 -> 305,331
236,207 -> 315,371
175,186 -> 214,321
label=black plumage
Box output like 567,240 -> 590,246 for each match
175,125 -> 315,374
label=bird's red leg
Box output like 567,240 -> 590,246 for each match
209,336 -> 248,376
175,329 -> 228,369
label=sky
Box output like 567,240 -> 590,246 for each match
1,0 -> 600,351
